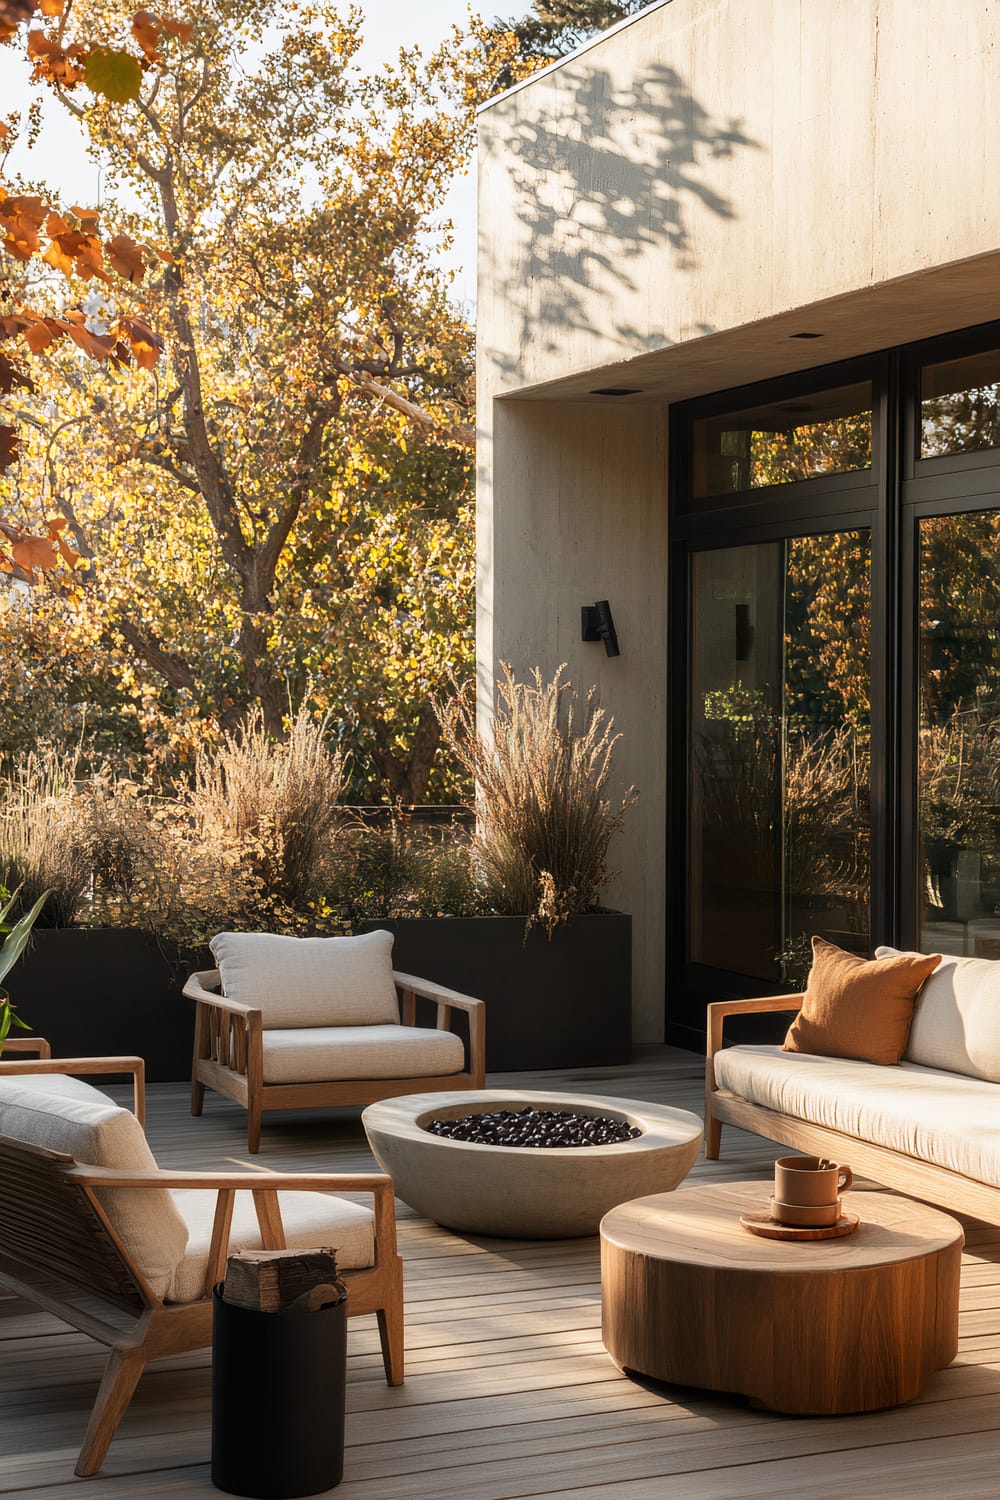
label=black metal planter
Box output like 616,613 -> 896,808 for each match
211,1286 -> 347,1498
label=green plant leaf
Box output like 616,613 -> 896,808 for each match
84,49 -> 143,104
0,889 -> 50,987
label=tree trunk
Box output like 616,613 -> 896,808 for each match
373,702 -> 441,803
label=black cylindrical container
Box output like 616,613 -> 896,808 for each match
211,1285 -> 347,1498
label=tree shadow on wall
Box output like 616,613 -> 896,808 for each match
485,62 -> 763,375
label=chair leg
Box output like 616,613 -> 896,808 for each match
247,1099 -> 262,1154
191,1078 -> 205,1116
705,1113 -> 722,1160
75,1346 -> 148,1477
376,1262 -> 405,1386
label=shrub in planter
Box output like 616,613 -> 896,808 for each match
358,667 -> 638,1071
438,663 -> 638,932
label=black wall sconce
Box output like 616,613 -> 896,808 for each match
581,600 -> 621,658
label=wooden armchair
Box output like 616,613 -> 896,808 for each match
0,1055 -> 403,1478
186,967 -> 486,1152
0,1034 -> 146,1124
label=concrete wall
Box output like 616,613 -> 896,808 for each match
477,0 -> 1000,1042
479,401 -> 668,1042
478,0 -> 1000,399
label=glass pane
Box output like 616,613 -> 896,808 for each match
689,532 -> 871,985
918,511 -> 1000,954
920,350 -> 1000,459
691,383 -> 872,498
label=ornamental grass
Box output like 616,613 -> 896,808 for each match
439,664 -> 637,933
189,703 -> 346,914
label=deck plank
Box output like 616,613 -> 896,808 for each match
4,1048 -> 1000,1497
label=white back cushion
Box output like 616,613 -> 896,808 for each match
877,946 -> 1000,1080
0,1075 -> 188,1299
210,929 -> 399,1028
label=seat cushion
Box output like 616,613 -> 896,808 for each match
782,937 -> 941,1065
166,1189 -> 374,1303
715,1043 -> 1000,1188
0,1075 -> 188,1300
211,929 -> 400,1028
262,1024 -> 465,1084
877,947 -> 1000,1081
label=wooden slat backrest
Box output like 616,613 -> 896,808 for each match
0,1136 -> 147,1314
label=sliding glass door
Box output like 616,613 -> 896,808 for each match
689,532 -> 871,986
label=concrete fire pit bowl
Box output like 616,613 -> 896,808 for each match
362,1089 -> 704,1238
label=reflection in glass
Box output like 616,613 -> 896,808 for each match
689,533 -> 871,983
921,350 -> 1000,458
691,383 -> 872,497
919,511 -> 1000,954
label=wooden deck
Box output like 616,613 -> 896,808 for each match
4,1047 -> 1000,1498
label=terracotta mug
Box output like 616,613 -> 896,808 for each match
769,1196 -> 841,1228
774,1155 -> 852,1207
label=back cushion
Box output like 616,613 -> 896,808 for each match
877,947 -> 1000,1080
210,929 -> 400,1028
0,1076 -> 188,1300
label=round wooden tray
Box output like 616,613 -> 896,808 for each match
739,1208 -> 860,1241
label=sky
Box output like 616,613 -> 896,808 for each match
0,0 -> 479,305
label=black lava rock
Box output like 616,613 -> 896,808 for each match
424,1106 -> 642,1149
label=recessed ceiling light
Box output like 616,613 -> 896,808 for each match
790,332 -> 823,340
590,386 -> 643,396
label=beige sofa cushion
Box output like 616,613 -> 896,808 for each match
210,929 -> 399,1028
877,946 -> 1000,1081
715,1043 -> 1000,1187
167,1189 -> 374,1304
0,1075 -> 188,1300
262,1023 -> 465,1084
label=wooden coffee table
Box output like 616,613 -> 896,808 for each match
600,1181 -> 963,1413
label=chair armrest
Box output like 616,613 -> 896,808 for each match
66,1166 -> 393,1192
183,971 -> 261,1021
392,972 -> 484,1016
1,1036 -> 52,1059
0,1055 -> 146,1128
67,1167 -> 397,1298
393,972 -> 486,1086
706,994 -> 803,1094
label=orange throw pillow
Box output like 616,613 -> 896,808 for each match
782,937 -> 941,1065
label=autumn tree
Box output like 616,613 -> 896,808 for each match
486,0 -> 644,92
2,0 -> 482,799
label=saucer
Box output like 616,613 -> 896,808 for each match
740,1208 -> 861,1241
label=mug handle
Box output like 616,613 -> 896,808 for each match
838,1166 -> 853,1193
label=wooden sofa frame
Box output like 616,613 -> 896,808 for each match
0,1045 -> 403,1477
186,967 -> 486,1152
706,993 -> 1000,1224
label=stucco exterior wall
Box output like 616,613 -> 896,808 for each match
477,0 -> 1000,1043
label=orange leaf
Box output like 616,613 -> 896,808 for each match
0,423 -> 17,472
106,232 -> 147,282
130,10 -> 161,64
160,15 -> 192,42
0,192 -> 46,259
21,314 -> 63,352
38,0 -> 64,14
11,533 -> 58,571
66,321 -> 116,360
118,314 -> 163,368
0,2 -> 37,29
0,551 -> 13,575
26,28 -> 86,87
47,518 -> 79,567
0,349 -> 33,395
0,122 -> 11,143
70,206 -> 101,232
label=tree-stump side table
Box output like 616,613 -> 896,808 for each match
601,1182 -> 963,1414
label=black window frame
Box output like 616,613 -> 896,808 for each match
667,320 -> 1000,1051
